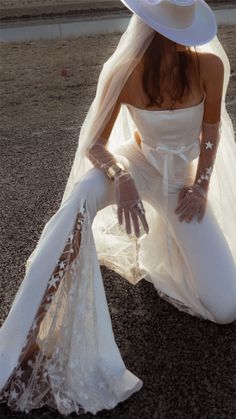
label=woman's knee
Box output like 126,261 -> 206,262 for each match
73,167 -> 116,221
209,290 -> 236,325
213,305 -> 236,325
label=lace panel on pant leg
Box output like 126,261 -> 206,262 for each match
0,201 -> 88,415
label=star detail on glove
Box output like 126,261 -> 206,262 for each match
205,141 -> 214,150
196,166 -> 213,184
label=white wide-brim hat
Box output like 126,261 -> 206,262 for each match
120,0 -> 217,46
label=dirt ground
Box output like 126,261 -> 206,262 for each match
0,0 -> 234,20
0,22 -> 236,419
0,0 -> 230,7
0,0 -> 118,6
0,0 -> 124,20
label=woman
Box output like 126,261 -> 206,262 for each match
1,0 -> 236,416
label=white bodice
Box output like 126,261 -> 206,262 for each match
126,93 -> 206,183
125,93 -> 206,268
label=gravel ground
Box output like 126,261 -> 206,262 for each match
0,23 -> 236,419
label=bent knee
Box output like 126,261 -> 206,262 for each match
200,276 -> 236,325
214,309 -> 236,325
211,298 -> 236,325
73,167 -> 116,219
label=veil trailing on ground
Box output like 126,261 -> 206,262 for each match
26,14 -> 236,286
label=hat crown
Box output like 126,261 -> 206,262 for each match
120,0 -> 217,46
140,0 -> 196,30
166,0 -> 196,6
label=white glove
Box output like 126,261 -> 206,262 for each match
194,120 -> 222,195
174,120 -> 222,223
114,169 -> 149,237
87,141 -> 149,237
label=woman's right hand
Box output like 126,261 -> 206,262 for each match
175,184 -> 208,223
114,169 -> 149,237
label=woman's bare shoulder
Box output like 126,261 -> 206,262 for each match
197,51 -> 224,123
197,51 -> 224,81
118,61 -> 143,105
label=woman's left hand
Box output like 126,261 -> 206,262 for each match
174,185 -> 208,223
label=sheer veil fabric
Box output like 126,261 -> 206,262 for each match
0,13 -> 236,417
25,15 -> 236,284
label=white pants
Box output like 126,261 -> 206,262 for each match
74,140 -> 236,325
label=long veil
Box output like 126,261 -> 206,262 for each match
25,15 -> 156,281
26,14 -> 235,284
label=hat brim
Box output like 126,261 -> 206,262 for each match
120,0 -> 217,46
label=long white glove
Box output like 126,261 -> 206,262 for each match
87,141 -> 149,237
194,120 -> 222,195
175,120 -> 222,223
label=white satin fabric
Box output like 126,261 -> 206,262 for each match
125,92 -> 206,269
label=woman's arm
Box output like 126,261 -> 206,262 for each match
193,53 -> 224,195
175,53 -> 224,223
86,80 -> 149,237
86,94 -> 125,178
86,68 -> 134,177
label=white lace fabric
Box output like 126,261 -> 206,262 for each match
0,202 -> 141,415
0,204 -> 88,414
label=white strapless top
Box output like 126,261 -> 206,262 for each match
126,92 -> 206,181
125,93 -> 206,267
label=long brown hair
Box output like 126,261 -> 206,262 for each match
141,31 -> 201,108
